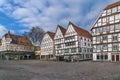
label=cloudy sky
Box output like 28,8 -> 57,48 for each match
0,0 -> 119,37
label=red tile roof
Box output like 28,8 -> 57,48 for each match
104,1 -> 120,10
58,25 -> 66,36
15,36 -> 33,46
47,31 -> 55,40
3,31 -> 33,46
69,22 -> 92,39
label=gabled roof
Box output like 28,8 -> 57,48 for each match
104,1 -> 120,10
69,22 -> 92,39
3,31 -> 33,46
57,25 -> 66,36
47,31 -> 55,40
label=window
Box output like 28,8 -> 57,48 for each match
81,37 -> 83,40
95,28 -> 99,34
65,41 -> 75,46
86,54 -> 89,58
56,39 -> 61,43
115,24 -> 120,31
102,44 -> 107,50
112,34 -> 118,41
107,9 -> 111,15
96,36 -> 101,42
105,55 -> 108,59
102,18 -> 106,23
112,7 -> 117,13
64,49 -> 69,53
102,35 -> 107,41
71,48 -> 76,53
87,48 -> 89,52
84,48 -> 86,52
118,6 -> 120,12
96,45 -> 101,50
112,44 -> 119,50
97,55 -> 100,60
109,16 -> 114,22
99,28 -> 102,33
90,48 -> 93,52
65,36 -> 75,40
110,25 -> 114,31
57,44 -> 61,48
84,43 -> 86,46
102,27 -> 106,32
115,14 -> 119,20
97,54 -> 108,60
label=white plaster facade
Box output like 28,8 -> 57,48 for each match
91,2 -> 120,62
63,22 -> 92,61
40,32 -> 55,60
54,23 -> 92,61
54,25 -> 66,61
0,31 -> 34,60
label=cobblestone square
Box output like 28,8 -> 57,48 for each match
0,60 -> 120,80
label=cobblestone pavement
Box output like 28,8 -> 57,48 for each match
0,60 -> 120,80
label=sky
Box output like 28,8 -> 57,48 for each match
0,0 -> 119,37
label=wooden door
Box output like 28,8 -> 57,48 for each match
112,55 -> 115,61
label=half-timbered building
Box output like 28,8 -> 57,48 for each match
40,31 -> 55,60
63,22 -> 92,61
54,25 -> 66,61
91,1 -> 120,62
0,31 -> 34,60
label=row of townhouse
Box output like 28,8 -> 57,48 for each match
41,1 -> 120,62
41,22 -> 92,61
0,31 -> 35,60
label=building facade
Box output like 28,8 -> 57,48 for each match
0,31 -> 34,60
34,46 -> 41,59
54,25 -> 66,61
40,32 -> 55,60
64,22 -> 92,61
91,1 -> 120,62
55,22 -> 92,61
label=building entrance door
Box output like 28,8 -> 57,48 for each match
116,55 -> 119,61
112,55 -> 115,61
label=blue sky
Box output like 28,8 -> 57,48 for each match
0,0 -> 119,37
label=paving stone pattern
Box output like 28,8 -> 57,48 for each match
0,60 -> 120,80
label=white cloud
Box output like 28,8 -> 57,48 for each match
0,24 -> 8,37
12,8 -> 31,19
0,0 -> 6,5
0,0 -> 120,32
0,24 -> 15,38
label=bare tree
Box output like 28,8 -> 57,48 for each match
23,26 -> 45,46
